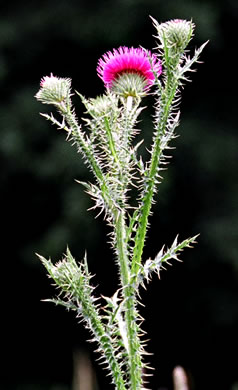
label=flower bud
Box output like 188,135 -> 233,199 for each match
35,73 -> 72,106
154,18 -> 194,56
87,95 -> 118,116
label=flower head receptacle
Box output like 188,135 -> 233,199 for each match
97,46 -> 162,98
35,73 -> 72,107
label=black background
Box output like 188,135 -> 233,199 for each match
1,0 -> 238,389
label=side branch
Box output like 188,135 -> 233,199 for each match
139,235 -> 199,285
37,250 -> 127,390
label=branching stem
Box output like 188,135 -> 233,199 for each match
35,18 -> 206,390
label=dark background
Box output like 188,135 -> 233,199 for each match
1,0 -> 238,389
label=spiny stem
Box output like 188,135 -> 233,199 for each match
38,252 -> 127,390
36,19 -> 206,390
114,209 -> 143,389
125,286 -> 143,390
131,81 -> 179,278
62,106 -> 121,219
111,95 -> 144,388
64,107 -> 105,183
115,210 -> 130,287
104,116 -> 121,169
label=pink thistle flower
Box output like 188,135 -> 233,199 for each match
97,47 -> 162,95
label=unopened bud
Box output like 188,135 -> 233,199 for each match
87,95 -> 117,116
153,18 -> 194,56
35,73 -> 72,106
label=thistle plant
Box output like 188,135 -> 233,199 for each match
35,17 -> 207,390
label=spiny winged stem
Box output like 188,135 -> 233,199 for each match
114,205 -> 143,389
110,95 -> 144,388
131,79 -> 179,278
130,17 -> 207,280
116,83 -> 180,388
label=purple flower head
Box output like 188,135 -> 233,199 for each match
97,47 -> 162,93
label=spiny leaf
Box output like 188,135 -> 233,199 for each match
139,234 -> 199,285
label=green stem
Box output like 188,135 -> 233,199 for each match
114,209 -> 143,390
125,286 -> 143,390
104,116 -> 121,169
106,98 -> 143,385
62,108 -> 121,219
81,292 -> 127,390
39,252 -> 127,390
113,96 -> 144,389
115,210 -> 130,287
65,109 -> 105,182
131,81 -> 178,278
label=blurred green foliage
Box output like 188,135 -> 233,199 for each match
1,0 -> 238,389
